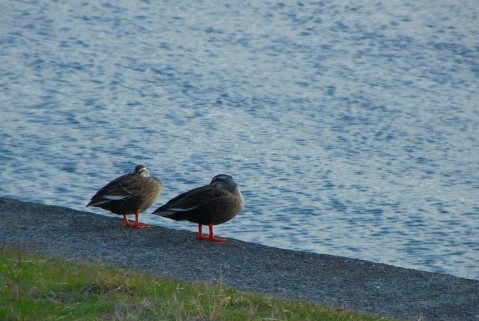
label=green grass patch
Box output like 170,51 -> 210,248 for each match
0,245 -> 394,321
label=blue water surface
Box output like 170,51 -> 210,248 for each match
1,0 -> 478,280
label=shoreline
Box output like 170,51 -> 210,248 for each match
1,197 -> 477,321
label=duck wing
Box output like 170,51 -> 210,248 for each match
152,186 -> 230,218
87,173 -> 144,206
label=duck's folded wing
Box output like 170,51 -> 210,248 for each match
88,175 -> 142,206
152,187 -> 228,216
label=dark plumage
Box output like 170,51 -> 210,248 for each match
87,165 -> 163,228
152,174 -> 244,242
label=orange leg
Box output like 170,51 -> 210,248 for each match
198,224 -> 208,240
132,210 -> 150,229
197,224 -> 227,242
123,214 -> 136,227
208,224 -> 227,242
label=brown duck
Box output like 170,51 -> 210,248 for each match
152,174 -> 244,242
87,164 -> 163,229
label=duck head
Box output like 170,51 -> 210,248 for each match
211,174 -> 244,208
210,174 -> 236,191
134,164 -> 150,177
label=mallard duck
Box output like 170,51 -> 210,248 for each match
152,174 -> 244,242
87,164 -> 163,229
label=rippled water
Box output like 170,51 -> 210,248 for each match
1,0 -> 478,280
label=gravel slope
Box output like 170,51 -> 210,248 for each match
1,197 -> 477,320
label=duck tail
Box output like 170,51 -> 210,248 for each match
152,209 -> 189,221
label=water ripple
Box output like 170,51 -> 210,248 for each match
1,0 -> 478,280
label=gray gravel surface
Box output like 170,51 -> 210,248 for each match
1,197 -> 477,321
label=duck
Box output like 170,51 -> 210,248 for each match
152,174 -> 244,242
87,164 -> 163,229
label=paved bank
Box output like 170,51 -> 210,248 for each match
0,197 -> 477,320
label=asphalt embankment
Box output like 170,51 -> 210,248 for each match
0,197 -> 477,320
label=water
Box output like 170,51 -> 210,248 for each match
1,0 -> 478,280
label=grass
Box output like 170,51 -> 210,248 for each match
0,246 -> 395,321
